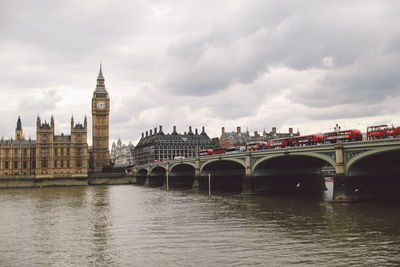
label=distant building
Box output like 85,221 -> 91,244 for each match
220,127 -> 252,147
133,126 -> 212,165
219,126 -> 300,147
258,127 -> 300,141
110,139 -> 134,167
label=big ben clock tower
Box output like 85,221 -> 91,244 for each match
91,64 -> 110,172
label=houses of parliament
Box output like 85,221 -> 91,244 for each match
0,66 -> 110,178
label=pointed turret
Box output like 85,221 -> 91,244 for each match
50,115 -> 54,129
94,63 -> 108,94
71,115 -> 74,129
15,116 -> 23,141
16,116 -> 22,130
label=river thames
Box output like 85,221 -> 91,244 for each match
0,184 -> 399,266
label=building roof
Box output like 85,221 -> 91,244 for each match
94,64 -> 108,94
134,127 -> 212,149
1,139 -> 36,145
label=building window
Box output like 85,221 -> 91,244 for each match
54,148 -> 58,156
42,160 -> 47,168
76,160 -> 81,168
67,148 -> 70,156
23,149 -> 27,157
42,148 -> 48,157
54,160 -> 57,168
14,161 -> 18,169
5,149 -> 9,157
32,161 -> 36,168
76,147 -> 81,156
23,161 -> 27,169
61,160 -> 64,168
5,161 -> 9,169
61,148 -> 64,156
32,149 -> 36,156
67,160 -> 70,168
77,135 -> 81,142
14,149 -> 18,157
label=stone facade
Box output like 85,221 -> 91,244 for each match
133,126 -> 212,165
0,116 -> 88,177
91,65 -> 110,172
110,139 -> 134,167
0,65 -> 112,178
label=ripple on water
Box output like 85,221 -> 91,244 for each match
0,185 -> 399,266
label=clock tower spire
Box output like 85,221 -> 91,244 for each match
91,64 -> 110,172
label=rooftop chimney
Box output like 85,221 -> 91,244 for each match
237,126 -> 241,134
254,131 -> 258,137
159,125 -> 164,134
289,128 -> 293,136
172,126 -> 177,135
146,131 -> 148,137
195,128 -> 198,135
201,126 -> 206,135
188,126 -> 193,135
272,127 -> 277,135
222,127 -> 225,135
150,129 -> 153,136
154,127 -> 157,134
141,133 -> 144,138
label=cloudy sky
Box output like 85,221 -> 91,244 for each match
1,0 -> 399,146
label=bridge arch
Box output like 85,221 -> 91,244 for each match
252,152 -> 336,174
137,168 -> 148,176
346,147 -> 400,175
200,158 -> 246,174
170,162 -> 196,172
150,166 -> 167,175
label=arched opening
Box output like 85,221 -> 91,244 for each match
200,160 -> 245,192
136,169 -> 148,185
149,166 -> 166,187
346,150 -> 400,201
253,155 -> 332,195
169,164 -> 195,188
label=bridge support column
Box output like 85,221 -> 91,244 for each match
242,152 -> 255,194
193,156 -> 200,190
332,142 -> 358,202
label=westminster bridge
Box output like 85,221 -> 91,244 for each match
132,138 -> 400,202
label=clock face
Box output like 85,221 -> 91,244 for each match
96,101 -> 106,110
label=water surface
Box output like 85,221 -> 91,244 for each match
0,184 -> 399,266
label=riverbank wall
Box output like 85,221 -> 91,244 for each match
0,173 -> 133,188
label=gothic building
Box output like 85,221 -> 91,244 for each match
133,126 -> 212,165
0,65 -> 111,177
0,116 -> 88,177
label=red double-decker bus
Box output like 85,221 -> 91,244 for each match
289,134 -> 323,146
212,147 -> 225,155
267,137 -> 292,149
322,129 -> 362,143
247,141 -> 268,150
199,149 -> 213,156
367,125 -> 400,140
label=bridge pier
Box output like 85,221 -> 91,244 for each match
241,152 -> 256,194
241,175 -> 255,194
192,157 -> 200,190
332,142 -> 359,202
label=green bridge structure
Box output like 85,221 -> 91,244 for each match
132,138 -> 400,202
